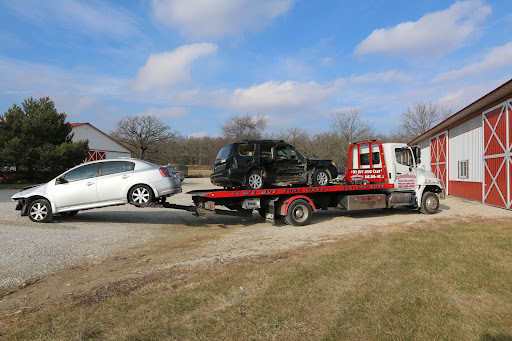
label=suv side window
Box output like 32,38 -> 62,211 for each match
238,144 -> 255,157
275,145 -> 300,160
63,163 -> 99,182
100,161 -> 135,176
259,144 -> 272,159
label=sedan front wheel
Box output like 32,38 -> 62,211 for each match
28,199 -> 53,223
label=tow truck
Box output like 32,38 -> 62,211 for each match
135,140 -> 444,226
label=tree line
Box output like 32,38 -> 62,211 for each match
0,96 -> 450,182
112,103 -> 451,171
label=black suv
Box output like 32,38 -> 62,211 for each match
211,140 -> 338,190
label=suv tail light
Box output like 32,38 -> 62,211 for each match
159,167 -> 171,177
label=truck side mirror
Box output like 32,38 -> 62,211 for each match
416,157 -> 421,165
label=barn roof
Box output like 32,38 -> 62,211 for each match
409,78 -> 512,145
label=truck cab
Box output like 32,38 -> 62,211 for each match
346,140 -> 444,213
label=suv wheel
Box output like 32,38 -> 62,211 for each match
313,169 -> 330,186
246,171 -> 264,190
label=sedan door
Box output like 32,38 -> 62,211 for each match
96,161 -> 135,202
53,163 -> 100,210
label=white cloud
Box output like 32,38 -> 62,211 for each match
145,107 -> 189,119
227,81 -> 335,111
188,131 -> 209,138
133,43 -> 217,92
151,0 -> 295,39
433,42 -> 512,82
5,0 -> 141,38
355,0 -> 491,58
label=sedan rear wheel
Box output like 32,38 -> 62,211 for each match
28,199 -> 53,223
129,185 -> 154,204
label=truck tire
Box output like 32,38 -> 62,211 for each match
284,199 -> 312,226
313,169 -> 330,186
28,199 -> 53,223
420,192 -> 439,214
246,171 -> 264,190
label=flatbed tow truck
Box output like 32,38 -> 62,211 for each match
134,140 -> 444,226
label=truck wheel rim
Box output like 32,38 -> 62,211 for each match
132,187 -> 150,203
292,204 -> 308,223
426,196 -> 438,211
30,203 -> 47,221
248,174 -> 262,189
316,172 -> 328,186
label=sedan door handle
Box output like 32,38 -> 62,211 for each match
122,175 -> 130,179
86,182 -> 95,186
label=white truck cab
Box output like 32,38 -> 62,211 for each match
346,140 -> 444,213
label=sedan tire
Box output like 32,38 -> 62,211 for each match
129,184 -> 154,204
28,199 -> 53,223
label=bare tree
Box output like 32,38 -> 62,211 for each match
329,109 -> 375,170
111,114 -> 177,160
395,102 -> 452,142
221,113 -> 267,142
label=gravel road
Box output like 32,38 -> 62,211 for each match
1,179 -> 511,290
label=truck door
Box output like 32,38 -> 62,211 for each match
392,146 -> 417,190
273,144 -> 307,182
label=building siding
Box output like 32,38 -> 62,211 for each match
448,125 -> 483,183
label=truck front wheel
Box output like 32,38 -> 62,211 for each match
420,192 -> 439,214
284,199 -> 312,226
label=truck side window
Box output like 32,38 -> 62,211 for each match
359,144 -> 371,168
395,148 -> 414,166
371,143 -> 382,168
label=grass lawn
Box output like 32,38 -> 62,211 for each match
1,218 -> 512,340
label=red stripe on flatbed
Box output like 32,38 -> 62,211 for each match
197,184 -> 395,199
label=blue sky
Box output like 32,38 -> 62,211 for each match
1,0 -> 512,137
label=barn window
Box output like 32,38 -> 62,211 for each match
458,160 -> 468,179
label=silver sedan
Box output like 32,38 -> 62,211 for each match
12,158 -> 181,222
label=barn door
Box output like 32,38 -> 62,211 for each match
483,100 -> 511,209
431,132 -> 448,194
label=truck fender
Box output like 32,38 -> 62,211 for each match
278,195 -> 317,216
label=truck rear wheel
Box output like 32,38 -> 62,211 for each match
284,199 -> 312,226
420,192 -> 439,214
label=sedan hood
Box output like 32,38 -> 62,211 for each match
11,183 -> 49,200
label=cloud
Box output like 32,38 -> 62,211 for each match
355,0 -> 491,58
151,0 -> 295,39
133,43 -> 217,92
5,0 -> 141,38
145,107 -> 189,119
227,81 -> 335,111
433,42 -> 512,82
188,131 -> 209,138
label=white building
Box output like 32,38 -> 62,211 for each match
410,78 -> 512,210
70,123 -> 131,162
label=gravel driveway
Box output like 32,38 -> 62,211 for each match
1,179 -> 511,290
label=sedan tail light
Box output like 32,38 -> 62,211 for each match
159,167 -> 171,177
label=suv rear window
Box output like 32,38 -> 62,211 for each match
239,144 -> 255,156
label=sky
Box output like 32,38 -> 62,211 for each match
1,0 -> 512,138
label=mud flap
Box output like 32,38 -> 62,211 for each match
266,197 -> 279,225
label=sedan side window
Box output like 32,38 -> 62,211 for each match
63,163 -> 100,182
100,161 -> 135,176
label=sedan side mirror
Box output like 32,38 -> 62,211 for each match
56,176 -> 68,184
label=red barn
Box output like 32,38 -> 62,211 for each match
70,123 -> 131,162
410,78 -> 512,210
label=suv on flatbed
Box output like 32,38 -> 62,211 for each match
211,140 -> 338,190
